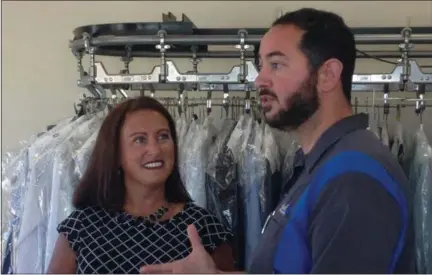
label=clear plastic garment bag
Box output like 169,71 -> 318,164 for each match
44,112 -> 106,269
1,117 -> 75,274
409,125 -> 432,274
183,115 -> 216,208
179,118 -> 199,190
15,115 -> 90,273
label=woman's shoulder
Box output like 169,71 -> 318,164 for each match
180,203 -> 228,229
180,203 -> 233,250
181,202 -> 218,220
61,206 -> 110,225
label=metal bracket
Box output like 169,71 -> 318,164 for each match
162,12 -> 177,22
409,60 -> 432,84
121,45 -> 133,74
177,84 -> 186,115
206,89 -> 212,115
383,84 -> 390,117
156,30 -> 170,82
244,85 -> 252,113
235,30 -> 251,83
222,84 -> 229,116
87,60 -> 259,85
190,46 -> 201,91
415,84 -> 426,117
85,84 -> 106,98
77,56 -> 432,93
352,64 -> 403,84
83,33 -> 97,78
399,28 -> 413,84
165,60 -> 258,83
91,62 -> 161,85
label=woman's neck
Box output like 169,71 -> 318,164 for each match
123,183 -> 167,217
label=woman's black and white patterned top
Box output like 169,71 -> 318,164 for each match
57,202 -> 232,274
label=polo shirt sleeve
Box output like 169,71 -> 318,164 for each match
307,172 -> 403,273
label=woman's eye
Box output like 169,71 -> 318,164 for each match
133,136 -> 146,144
158,133 -> 170,140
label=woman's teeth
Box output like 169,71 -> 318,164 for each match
143,161 -> 164,168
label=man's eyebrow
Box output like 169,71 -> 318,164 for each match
259,51 -> 287,60
267,51 -> 287,58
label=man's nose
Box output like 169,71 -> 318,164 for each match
255,70 -> 271,89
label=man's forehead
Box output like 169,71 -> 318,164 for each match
259,25 -> 303,57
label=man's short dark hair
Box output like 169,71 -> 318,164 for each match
272,8 -> 356,102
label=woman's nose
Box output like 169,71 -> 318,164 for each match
145,138 -> 163,155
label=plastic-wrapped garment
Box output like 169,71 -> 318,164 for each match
15,115 -> 90,274
179,118 -> 199,187
1,116 -> 73,268
184,116 -> 217,208
1,144 -> 32,272
391,122 -> 405,165
206,118 -> 244,269
1,140 -> 33,253
176,112 -> 188,150
2,227 -> 13,274
281,135 -> 300,181
268,128 -> 289,158
205,119 -> 237,224
73,130 -> 98,178
1,128 -> 58,267
240,120 -> 267,270
260,125 -> 283,220
368,118 -> 381,141
409,127 -> 432,274
176,114 -> 182,137
44,114 -> 104,270
381,124 -> 390,147
179,119 -> 199,185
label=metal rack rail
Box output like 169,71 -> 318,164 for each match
68,13 -> 432,116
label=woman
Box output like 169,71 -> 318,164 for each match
47,96 -> 235,274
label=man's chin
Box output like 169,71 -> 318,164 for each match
262,111 -> 299,132
262,112 -> 285,130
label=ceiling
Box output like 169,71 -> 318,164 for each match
65,1 -> 432,28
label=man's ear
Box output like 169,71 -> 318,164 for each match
317,58 -> 343,93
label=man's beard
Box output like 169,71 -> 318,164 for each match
262,74 -> 319,131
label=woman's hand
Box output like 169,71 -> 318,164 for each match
140,224 -> 218,274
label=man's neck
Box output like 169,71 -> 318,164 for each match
295,103 -> 353,154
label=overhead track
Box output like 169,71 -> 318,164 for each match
68,13 -> 432,99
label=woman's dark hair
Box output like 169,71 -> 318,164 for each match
73,96 -> 192,211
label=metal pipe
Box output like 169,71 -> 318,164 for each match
125,102 -> 432,109
69,33 -> 432,50
90,49 -> 432,59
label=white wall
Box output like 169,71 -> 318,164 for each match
2,1 -> 432,151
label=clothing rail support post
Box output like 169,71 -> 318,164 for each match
415,84 -> 426,123
398,28 -> 413,91
156,30 -> 170,83
235,30 -> 250,83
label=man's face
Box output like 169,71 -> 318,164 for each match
256,24 -> 320,131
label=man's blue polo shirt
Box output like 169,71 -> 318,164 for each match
248,113 -> 415,274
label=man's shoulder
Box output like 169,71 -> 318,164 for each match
324,128 -> 406,179
312,128 -> 410,204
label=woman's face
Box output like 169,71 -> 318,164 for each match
119,109 -> 175,188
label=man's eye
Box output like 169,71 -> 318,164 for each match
271,63 -> 281,69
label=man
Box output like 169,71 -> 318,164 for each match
140,8 -> 415,274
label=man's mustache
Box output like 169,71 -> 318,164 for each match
259,89 -> 277,98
